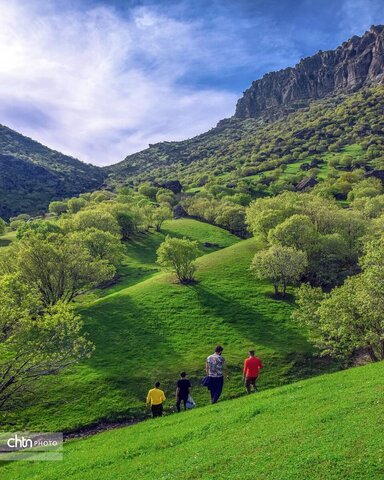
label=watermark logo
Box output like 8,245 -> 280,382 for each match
0,432 -> 63,461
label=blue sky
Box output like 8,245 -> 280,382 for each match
0,0 -> 383,165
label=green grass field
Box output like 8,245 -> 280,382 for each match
0,231 -> 16,248
1,219 -> 334,433
2,361 -> 383,479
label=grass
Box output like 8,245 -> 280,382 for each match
81,219 -> 240,300
0,231 -> 16,248
1,219 -> 332,433
2,361 -> 383,479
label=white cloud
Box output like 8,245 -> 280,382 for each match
0,1 -> 239,165
340,0 -> 383,36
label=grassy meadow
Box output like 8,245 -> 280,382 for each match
2,361 -> 383,479
1,219 -> 334,433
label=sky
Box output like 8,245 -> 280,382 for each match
0,0 -> 383,166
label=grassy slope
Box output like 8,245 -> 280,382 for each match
2,219 -> 327,432
0,231 -> 16,248
2,362 -> 383,480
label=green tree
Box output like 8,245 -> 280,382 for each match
246,192 -> 299,238
268,214 -> 317,252
347,178 -> 383,202
0,217 -> 6,236
48,200 -> 68,215
250,245 -> 307,296
157,236 -> 199,283
215,205 -> 247,236
67,197 -> 87,214
156,189 -> 176,206
16,220 -> 62,240
68,228 -> 124,266
66,209 -> 121,236
9,233 -> 115,305
112,208 -> 138,240
308,233 -> 353,288
138,183 -> 158,201
0,274 -> 93,410
152,205 -> 172,232
294,237 -> 384,362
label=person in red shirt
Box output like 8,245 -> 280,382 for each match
243,350 -> 263,394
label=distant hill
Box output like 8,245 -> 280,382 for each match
108,26 -> 384,187
0,125 -> 105,219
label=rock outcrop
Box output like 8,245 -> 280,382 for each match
235,25 -> 384,120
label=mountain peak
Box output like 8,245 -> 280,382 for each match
234,25 -> 384,120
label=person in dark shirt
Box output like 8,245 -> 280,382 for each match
175,372 -> 191,412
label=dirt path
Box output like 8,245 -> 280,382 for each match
64,418 -> 143,441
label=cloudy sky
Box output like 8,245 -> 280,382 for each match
0,0 -> 383,165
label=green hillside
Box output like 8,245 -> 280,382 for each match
2,219 -> 332,433
2,361 -> 383,479
0,124 -> 105,219
107,86 -> 384,193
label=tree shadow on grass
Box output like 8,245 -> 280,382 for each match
2,295 -> 184,435
189,283 -> 307,353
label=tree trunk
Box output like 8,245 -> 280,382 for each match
367,345 -> 379,362
273,283 -> 279,296
380,340 -> 384,361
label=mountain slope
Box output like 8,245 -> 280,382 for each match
235,25 -> 384,120
107,85 -> 384,187
0,124 -> 105,218
1,219 -> 331,432
2,361 -> 383,479
106,26 -> 384,187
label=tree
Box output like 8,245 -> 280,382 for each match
157,236 -> 199,283
0,217 -> 6,236
246,192 -> 299,238
215,205 -> 247,236
66,209 -> 121,236
156,189 -> 176,206
268,214 -> 317,252
152,205 -> 172,232
0,274 -> 93,410
68,228 -> 124,266
138,183 -> 158,201
294,237 -> 384,362
347,178 -> 383,202
351,194 -> 384,218
48,200 -> 68,215
16,220 -> 62,240
308,233 -> 353,288
9,219 -> 26,231
9,233 -> 115,305
250,245 -> 307,296
67,197 -> 87,214
113,209 -> 138,240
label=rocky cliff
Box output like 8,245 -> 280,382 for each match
235,25 -> 384,120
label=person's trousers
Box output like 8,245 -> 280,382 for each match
208,376 -> 224,403
176,396 -> 188,412
245,376 -> 258,393
151,404 -> 163,417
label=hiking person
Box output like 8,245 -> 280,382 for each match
175,372 -> 191,412
206,345 -> 225,404
243,350 -> 263,394
146,381 -> 166,418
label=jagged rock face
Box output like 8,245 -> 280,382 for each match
235,25 -> 384,120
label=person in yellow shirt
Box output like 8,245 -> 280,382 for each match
146,381 -> 166,418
